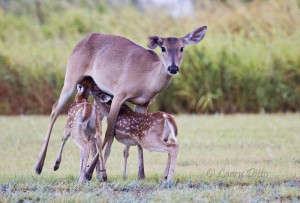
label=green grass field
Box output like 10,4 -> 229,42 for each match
0,114 -> 299,202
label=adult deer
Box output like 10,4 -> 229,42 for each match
35,26 -> 207,179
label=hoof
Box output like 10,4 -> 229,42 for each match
138,170 -> 145,180
85,173 -> 93,181
54,164 -> 59,171
102,175 -> 107,182
78,177 -> 89,184
35,163 -> 43,175
138,174 -> 145,180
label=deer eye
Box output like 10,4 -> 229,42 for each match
161,47 -> 166,52
180,47 -> 184,52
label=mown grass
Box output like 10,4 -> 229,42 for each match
0,114 -> 299,202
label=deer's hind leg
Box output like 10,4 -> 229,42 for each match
164,153 -> 171,180
89,140 -> 101,180
141,137 -> 179,181
35,69 -> 85,175
72,124 -> 92,183
79,147 -> 90,183
85,132 -> 107,182
95,131 -> 107,181
54,130 -> 71,171
165,143 -> 179,181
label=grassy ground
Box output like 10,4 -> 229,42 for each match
0,114 -> 299,202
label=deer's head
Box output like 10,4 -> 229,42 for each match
75,77 -> 96,102
148,26 -> 207,75
92,92 -> 113,116
75,84 -> 91,102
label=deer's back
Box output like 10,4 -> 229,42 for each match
72,33 -> 159,68
115,108 -> 166,140
68,33 -> 161,97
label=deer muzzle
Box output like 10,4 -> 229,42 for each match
167,65 -> 179,75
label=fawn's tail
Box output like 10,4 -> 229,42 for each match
165,114 -> 178,143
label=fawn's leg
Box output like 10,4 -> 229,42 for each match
54,131 -> 70,171
166,143 -> 179,181
123,145 -> 130,179
79,147 -> 90,183
90,141 -> 101,180
85,121 -> 107,181
141,137 -> 179,181
84,152 -> 99,181
137,145 -> 145,179
95,131 -> 107,181
164,153 -> 171,180
134,104 -> 148,179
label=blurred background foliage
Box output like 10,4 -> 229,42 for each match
0,0 -> 299,114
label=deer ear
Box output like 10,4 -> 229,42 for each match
183,26 -> 207,45
77,84 -> 84,93
148,36 -> 163,49
99,94 -> 112,103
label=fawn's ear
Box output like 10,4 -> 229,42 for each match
183,26 -> 207,45
98,94 -> 112,103
148,36 -> 163,49
77,84 -> 84,94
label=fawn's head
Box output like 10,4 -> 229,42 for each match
148,26 -> 207,75
75,84 -> 92,103
93,93 -> 113,116
75,77 -> 96,102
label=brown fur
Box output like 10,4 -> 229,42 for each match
92,91 -> 179,181
36,26 -> 207,178
53,83 -> 107,183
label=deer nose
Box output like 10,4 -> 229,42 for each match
168,65 -> 179,75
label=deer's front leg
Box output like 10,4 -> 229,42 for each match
135,103 -> 149,179
137,145 -> 145,179
123,145 -> 130,179
103,94 -> 126,164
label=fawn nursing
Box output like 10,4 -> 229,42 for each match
56,81 -> 179,181
36,26 -> 207,178
53,79 -> 106,183
90,86 -> 179,181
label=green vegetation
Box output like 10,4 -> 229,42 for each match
0,0 -> 300,114
0,114 -> 299,201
